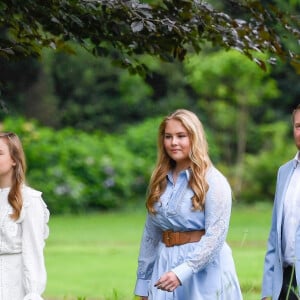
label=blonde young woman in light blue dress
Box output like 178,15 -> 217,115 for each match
134,109 -> 242,300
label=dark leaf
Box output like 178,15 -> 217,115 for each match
131,21 -> 144,33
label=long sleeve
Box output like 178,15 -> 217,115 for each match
261,207 -> 277,298
172,169 -> 232,283
261,169 -> 281,298
20,188 -> 50,300
135,214 -> 162,296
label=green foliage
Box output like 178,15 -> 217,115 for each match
185,50 -> 279,104
2,116 -> 159,213
18,47 -> 201,131
184,50 -> 280,156
44,47 -> 154,131
240,121 -> 295,202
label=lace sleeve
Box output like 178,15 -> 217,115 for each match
185,168 -> 232,273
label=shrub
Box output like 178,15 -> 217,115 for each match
1,116 -> 158,213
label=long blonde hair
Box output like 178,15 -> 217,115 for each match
0,132 -> 26,220
146,109 -> 212,213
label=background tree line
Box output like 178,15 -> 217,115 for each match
0,0 -> 299,214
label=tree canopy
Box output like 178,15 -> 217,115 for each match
0,0 -> 299,74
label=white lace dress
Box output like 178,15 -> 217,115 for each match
135,167 -> 243,300
0,186 -> 50,300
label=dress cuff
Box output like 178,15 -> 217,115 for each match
23,293 -> 44,300
134,278 -> 150,296
172,262 -> 193,285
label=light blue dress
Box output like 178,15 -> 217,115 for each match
135,167 -> 242,300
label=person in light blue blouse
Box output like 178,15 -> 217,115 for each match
134,109 -> 242,300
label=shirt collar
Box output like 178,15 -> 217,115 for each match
166,169 -> 191,183
293,152 -> 300,168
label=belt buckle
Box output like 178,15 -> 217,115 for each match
164,230 -> 173,247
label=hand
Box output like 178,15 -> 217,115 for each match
140,297 -> 148,300
154,271 -> 181,292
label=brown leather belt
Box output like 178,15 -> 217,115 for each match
162,230 -> 205,247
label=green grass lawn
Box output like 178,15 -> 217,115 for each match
44,202 -> 273,300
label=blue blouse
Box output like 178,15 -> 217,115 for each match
134,166 -> 243,300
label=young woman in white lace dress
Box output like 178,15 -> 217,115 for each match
134,109 -> 242,300
0,132 -> 49,300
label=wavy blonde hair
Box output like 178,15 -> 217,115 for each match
146,109 -> 212,214
0,132 -> 26,220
